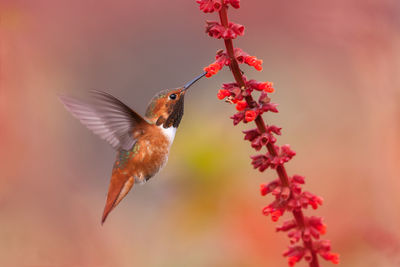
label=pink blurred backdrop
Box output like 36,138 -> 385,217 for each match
1,0 -> 400,266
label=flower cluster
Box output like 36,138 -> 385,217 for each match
244,126 -> 281,150
284,240 -> 340,266
206,21 -> 244,39
216,79 -> 277,125
260,175 -> 323,224
196,1 -> 338,266
251,144 -> 296,171
203,49 -> 266,77
197,0 -> 240,13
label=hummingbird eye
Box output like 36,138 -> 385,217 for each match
169,93 -> 177,100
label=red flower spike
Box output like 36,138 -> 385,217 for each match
197,2 -> 338,266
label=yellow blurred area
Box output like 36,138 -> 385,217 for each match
1,0 -> 400,266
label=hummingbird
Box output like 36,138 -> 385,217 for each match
59,73 -> 206,224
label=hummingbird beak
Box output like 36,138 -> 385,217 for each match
182,72 -> 207,92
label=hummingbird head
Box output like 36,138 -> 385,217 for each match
145,73 -> 206,128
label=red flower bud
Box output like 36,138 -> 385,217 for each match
245,110 -> 257,122
260,81 -> 275,93
204,62 -> 223,77
321,252 -> 340,264
244,55 -> 263,71
235,100 -> 247,111
225,0 -> 240,9
230,112 -> 245,125
271,210 -> 283,222
217,89 -> 230,99
205,21 -> 244,40
197,0 -> 223,13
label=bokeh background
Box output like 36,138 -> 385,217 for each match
1,0 -> 400,266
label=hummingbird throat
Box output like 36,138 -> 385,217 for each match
155,96 -> 185,128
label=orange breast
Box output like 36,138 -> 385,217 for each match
102,124 -> 171,223
126,124 -> 170,182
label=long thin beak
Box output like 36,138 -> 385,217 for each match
183,72 -> 207,91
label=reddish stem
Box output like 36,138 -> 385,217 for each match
218,5 -> 319,267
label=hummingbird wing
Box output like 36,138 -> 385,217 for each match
59,90 -> 146,150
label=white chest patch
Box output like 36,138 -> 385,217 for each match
160,126 -> 176,146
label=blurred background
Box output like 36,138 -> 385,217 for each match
1,0 -> 400,266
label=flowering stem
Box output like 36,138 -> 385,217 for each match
198,1 -> 338,265
218,5 -> 319,266
219,7 -> 294,189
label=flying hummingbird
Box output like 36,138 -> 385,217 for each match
59,73 -> 206,224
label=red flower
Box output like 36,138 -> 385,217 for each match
260,81 -> 274,93
245,55 -> 263,71
271,210 -> 283,222
230,112 -> 245,125
245,110 -> 257,122
197,0 -> 222,13
217,89 -> 231,99
224,22 -> 245,39
205,21 -> 244,39
235,100 -> 247,111
196,0 -> 240,13
288,256 -> 301,267
321,252 -> 340,264
225,0 -> 240,9
204,62 -> 223,77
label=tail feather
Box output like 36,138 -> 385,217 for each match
101,170 -> 135,224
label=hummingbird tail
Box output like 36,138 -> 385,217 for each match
101,170 -> 135,224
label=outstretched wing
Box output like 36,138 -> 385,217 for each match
59,90 -> 146,150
